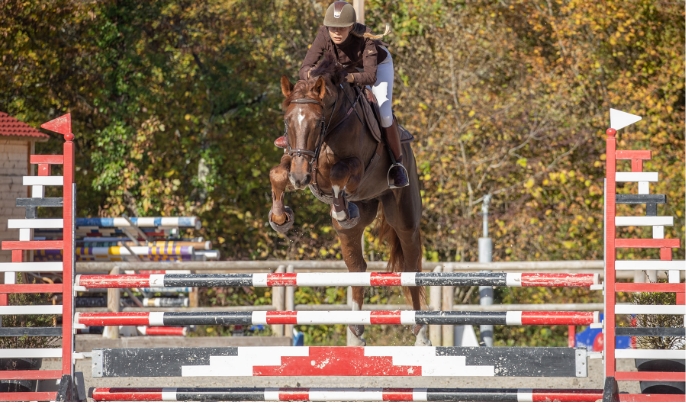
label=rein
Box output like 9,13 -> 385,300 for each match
285,84 -> 362,186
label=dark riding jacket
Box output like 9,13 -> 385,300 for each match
299,24 -> 388,86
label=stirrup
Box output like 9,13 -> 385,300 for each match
387,163 -> 409,189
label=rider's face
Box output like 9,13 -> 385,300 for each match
327,25 -> 353,44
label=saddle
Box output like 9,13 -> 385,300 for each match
357,86 -> 414,144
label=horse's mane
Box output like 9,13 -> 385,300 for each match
310,54 -> 346,84
284,54 -> 346,109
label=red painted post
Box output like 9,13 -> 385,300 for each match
38,163 -> 50,176
41,114 -> 76,384
61,124 -> 75,381
568,325 -> 575,347
604,128 -> 617,380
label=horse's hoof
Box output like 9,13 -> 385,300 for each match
336,202 -> 360,229
349,324 -> 365,338
350,336 -> 366,346
347,325 -> 366,346
269,206 -> 294,234
413,324 -> 432,346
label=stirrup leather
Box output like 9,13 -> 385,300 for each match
387,163 -> 409,189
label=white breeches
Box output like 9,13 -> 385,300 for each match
371,48 -> 394,128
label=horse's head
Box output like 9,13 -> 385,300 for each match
280,57 -> 345,189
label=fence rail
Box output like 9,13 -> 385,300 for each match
76,260 -> 606,273
74,260 -> 658,346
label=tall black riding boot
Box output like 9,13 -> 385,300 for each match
382,119 -> 409,188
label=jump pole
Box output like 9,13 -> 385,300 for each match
75,310 -> 600,327
89,387 -> 605,402
75,272 -> 599,289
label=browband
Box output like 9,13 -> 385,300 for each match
291,98 -> 322,105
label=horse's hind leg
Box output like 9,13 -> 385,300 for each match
380,191 -> 431,346
334,199 -> 378,346
409,287 -> 431,346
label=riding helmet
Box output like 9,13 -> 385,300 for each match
323,1 -> 356,27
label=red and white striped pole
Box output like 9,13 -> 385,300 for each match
90,387 -> 606,402
75,310 -> 600,327
75,272 -> 599,289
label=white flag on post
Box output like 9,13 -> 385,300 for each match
610,108 -> 642,131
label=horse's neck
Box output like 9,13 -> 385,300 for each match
324,85 -> 351,130
324,85 -> 374,153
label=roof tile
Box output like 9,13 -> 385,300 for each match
0,112 -> 50,139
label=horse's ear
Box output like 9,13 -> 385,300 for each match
280,75 -> 293,98
314,77 -> 327,100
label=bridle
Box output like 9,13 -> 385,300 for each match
284,84 -> 362,186
285,97 -> 334,164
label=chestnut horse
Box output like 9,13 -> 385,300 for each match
268,59 -> 430,346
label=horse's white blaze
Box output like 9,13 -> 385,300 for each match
297,109 -> 305,131
332,185 -> 341,198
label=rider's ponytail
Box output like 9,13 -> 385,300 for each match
350,23 -> 391,40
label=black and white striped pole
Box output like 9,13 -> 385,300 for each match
479,194 -> 494,347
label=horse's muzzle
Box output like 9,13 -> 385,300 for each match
289,172 -> 311,189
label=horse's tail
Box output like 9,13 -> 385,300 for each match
378,208 -> 425,307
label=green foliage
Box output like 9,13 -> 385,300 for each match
1,0 -> 683,346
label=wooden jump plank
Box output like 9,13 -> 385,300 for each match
615,216 -> 673,226
615,260 -> 685,271
0,262 -> 63,272
2,240 -> 63,250
615,150 -> 650,160
92,346 -> 587,378
615,305 -> 685,315
7,218 -> 63,229
616,194 -> 666,204
614,238 -> 680,248
30,155 -> 64,164
23,176 -> 63,186
615,172 -> 658,182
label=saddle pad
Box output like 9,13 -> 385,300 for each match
398,122 -> 415,144
359,87 -> 414,144
359,88 -> 383,143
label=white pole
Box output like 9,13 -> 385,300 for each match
429,265 -> 442,346
479,194 -> 494,347
353,0 -> 365,24
272,265 -> 286,336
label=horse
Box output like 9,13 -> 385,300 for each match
268,58 -> 430,346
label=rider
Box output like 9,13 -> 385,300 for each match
275,1 -> 409,188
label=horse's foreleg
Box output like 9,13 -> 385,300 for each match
348,285 -> 366,346
335,200 -> 379,346
329,158 -> 363,229
269,154 -> 294,233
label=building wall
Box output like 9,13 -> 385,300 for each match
0,138 -> 30,262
